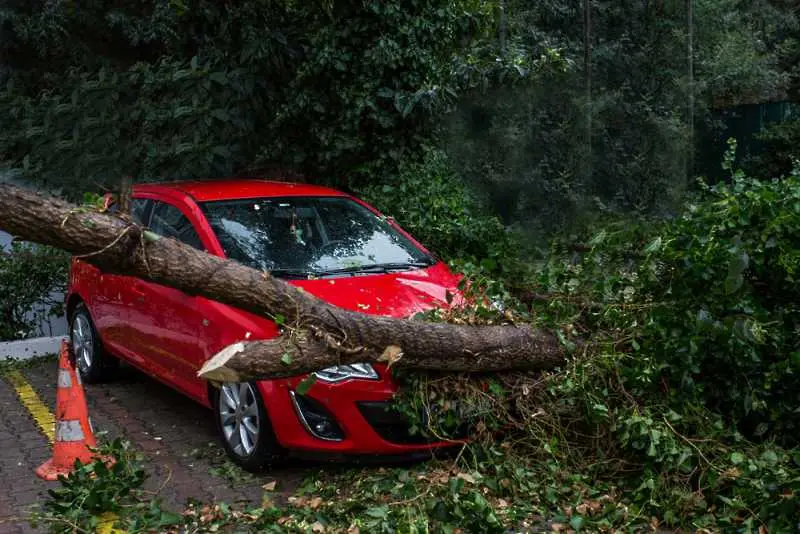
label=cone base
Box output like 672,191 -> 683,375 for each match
35,458 -> 71,481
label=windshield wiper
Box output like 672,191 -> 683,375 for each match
268,268 -> 314,279
314,261 -> 435,277
269,260 -> 435,279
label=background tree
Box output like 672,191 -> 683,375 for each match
3,1 -> 797,242
0,1 -> 545,195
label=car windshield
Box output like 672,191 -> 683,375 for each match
201,196 -> 434,277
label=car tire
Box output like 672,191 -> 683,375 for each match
69,302 -> 118,384
212,382 -> 284,472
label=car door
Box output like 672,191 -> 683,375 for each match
124,198 -> 209,401
91,198 -> 152,356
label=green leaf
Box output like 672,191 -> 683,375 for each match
480,258 -> 497,271
725,250 -> 749,294
143,231 -> 162,242
589,230 -> 607,246
365,505 -> 389,518
488,381 -> 505,396
209,72 -> 227,85
696,309 -> 712,328
730,452 -> 745,465
155,511 -> 182,526
296,375 -> 316,395
725,273 -> 744,294
211,145 -> 231,157
760,450 -> 778,465
644,236 -> 662,254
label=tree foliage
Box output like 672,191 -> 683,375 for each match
3,1 -> 799,231
555,151 -> 800,440
0,0 -> 553,194
389,156 -> 800,530
443,0 -> 799,236
358,148 -> 512,263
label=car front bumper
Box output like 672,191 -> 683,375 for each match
257,365 -> 457,455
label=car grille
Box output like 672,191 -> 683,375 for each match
356,401 -> 436,445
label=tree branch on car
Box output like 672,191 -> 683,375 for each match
0,184 -> 568,380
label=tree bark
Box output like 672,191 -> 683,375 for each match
583,0 -> 593,184
499,0 -> 507,59
0,185 -> 567,380
686,0 -> 695,180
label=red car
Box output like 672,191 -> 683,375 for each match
66,179 -> 461,470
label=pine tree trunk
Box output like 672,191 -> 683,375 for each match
0,185 -> 567,381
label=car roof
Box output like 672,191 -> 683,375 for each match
133,179 -> 348,202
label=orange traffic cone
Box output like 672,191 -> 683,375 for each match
35,341 -> 100,481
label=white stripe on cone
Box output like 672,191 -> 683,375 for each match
55,420 -> 85,442
57,369 -> 72,388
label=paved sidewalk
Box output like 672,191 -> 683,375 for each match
0,374 -> 51,534
0,358 -> 311,533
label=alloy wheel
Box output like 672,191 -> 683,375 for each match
71,314 -> 93,374
218,382 -> 261,456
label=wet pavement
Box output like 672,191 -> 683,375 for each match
0,357 -> 312,533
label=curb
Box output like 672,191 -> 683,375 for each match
0,336 -> 66,360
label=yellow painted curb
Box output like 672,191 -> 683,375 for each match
5,370 -> 56,443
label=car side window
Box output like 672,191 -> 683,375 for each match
149,201 -> 205,251
131,198 -> 152,226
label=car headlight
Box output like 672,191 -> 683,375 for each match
314,363 -> 379,382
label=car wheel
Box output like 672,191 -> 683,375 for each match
70,303 -> 117,383
213,382 -> 283,472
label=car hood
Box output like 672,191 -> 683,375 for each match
288,262 -> 462,318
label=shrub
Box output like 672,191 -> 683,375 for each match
358,148 -> 515,266
517,146 -> 800,442
745,115 -> 800,180
0,241 -> 69,340
387,150 -> 800,530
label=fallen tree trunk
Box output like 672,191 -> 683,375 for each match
0,185 -> 567,380
199,320 -> 563,382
